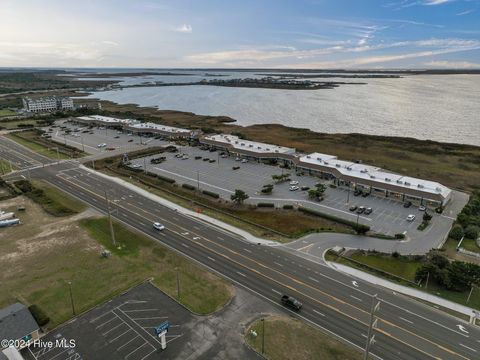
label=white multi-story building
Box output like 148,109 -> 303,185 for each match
22,96 -> 74,113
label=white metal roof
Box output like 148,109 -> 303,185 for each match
204,134 -> 295,154
129,122 -> 191,134
299,152 -> 451,198
77,115 -> 139,125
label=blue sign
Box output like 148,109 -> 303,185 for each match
154,321 -> 170,336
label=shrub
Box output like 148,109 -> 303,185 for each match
182,183 -> 196,190
298,206 -> 370,234
28,304 -> 50,327
449,224 -> 464,241
257,203 -> 274,208
283,204 -> 294,210
14,179 -> 33,193
395,233 -> 406,239
464,225 -> 480,240
202,190 -> 220,199
392,251 -> 400,258
155,174 -> 175,184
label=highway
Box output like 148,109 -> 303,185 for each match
2,136 -> 480,359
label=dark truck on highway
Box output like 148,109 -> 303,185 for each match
281,295 -> 302,311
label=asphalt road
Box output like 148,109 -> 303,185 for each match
2,137 -> 480,360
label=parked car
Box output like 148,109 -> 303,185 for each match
300,186 -> 310,191
221,154 -> 228,158
195,156 -> 202,160
289,180 -> 299,185
406,214 -> 416,221
356,206 -> 365,214
349,205 -> 358,212
97,143 -> 107,148
203,158 -> 210,161
130,164 -> 141,169
153,222 -> 165,231
403,201 -> 412,208
209,159 -> 216,163
289,185 -> 299,191
241,159 -> 248,163
418,205 -> 426,211
114,136 -> 120,139
181,155 -> 189,160
281,295 -> 302,311
235,157 -> 241,161
361,192 -> 369,197
364,207 -> 373,215
128,139 -> 133,142
232,166 -> 240,170
353,190 -> 362,196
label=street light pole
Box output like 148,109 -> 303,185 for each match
104,191 -> 116,247
347,185 -> 350,204
81,136 -> 85,152
68,281 -> 76,316
425,271 -> 430,290
176,267 -> 180,300
197,170 -> 200,191
261,318 -> 265,355
467,284 -> 477,303
364,294 -> 380,360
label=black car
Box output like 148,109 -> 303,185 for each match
361,192 -> 369,197
281,295 -> 302,311
403,201 -> 412,208
356,206 -> 365,214
364,207 -> 373,215
353,190 -> 362,196
349,205 -> 358,212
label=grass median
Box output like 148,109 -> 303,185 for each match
6,130 -> 84,159
246,315 -> 362,360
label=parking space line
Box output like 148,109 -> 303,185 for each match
117,335 -> 140,351
102,322 -> 125,336
123,309 -> 159,313
95,315 -> 117,329
109,329 -> 132,343
125,342 -> 152,360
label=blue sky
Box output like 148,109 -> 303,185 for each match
0,0 -> 479,68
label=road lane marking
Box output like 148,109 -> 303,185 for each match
313,309 -> 325,317
181,243 -> 189,248
308,276 -> 319,283
236,271 -> 247,278
399,317 -> 414,324
207,256 -> 216,262
48,174 -> 468,360
271,289 -> 282,295
456,325 -> 469,334
459,344 -> 477,353
350,295 -> 362,302
243,248 -> 252,253
274,261 -> 284,267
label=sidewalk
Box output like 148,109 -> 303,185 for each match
80,164 -> 278,246
328,261 -> 479,323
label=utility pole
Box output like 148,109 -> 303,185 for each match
176,267 -> 180,300
56,147 -> 60,163
356,213 -> 360,227
104,191 -> 116,246
425,271 -> 430,290
144,157 -> 147,174
68,281 -> 76,316
81,136 -> 85,152
346,185 -> 350,204
197,170 -> 200,191
364,294 -> 380,360
92,159 -> 95,170
261,318 -> 265,355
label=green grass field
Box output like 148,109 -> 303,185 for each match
80,217 -> 233,315
0,109 -> 16,117
31,180 -> 87,215
0,119 -> 39,129
246,316 -> 362,360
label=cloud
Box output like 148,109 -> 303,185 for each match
424,60 -> 480,68
102,40 -> 119,46
456,9 -> 475,15
423,0 -> 452,5
173,24 -> 192,33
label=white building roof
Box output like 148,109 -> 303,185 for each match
77,115 -> 139,125
299,152 -> 451,198
204,134 -> 295,154
129,122 -> 191,134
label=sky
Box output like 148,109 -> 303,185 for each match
1,0 -> 479,69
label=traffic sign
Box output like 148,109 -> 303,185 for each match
154,321 -> 171,336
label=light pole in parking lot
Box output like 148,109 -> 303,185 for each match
67,281 -> 76,316
346,186 -> 350,204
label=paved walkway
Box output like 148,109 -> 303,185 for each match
328,262 -> 479,323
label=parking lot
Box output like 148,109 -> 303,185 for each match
44,119 -> 467,239
45,120 -> 169,155
22,282 -> 190,360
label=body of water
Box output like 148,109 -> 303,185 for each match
86,74 -> 480,146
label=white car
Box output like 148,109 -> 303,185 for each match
130,164 -> 141,169
235,157 -> 241,161
406,214 -> 416,221
289,180 -> 299,185
241,159 -> 248,163
153,222 -> 165,231
181,155 -> 189,160
289,185 -> 299,191
418,206 -> 426,211
221,154 -> 228,158
97,143 -> 107,148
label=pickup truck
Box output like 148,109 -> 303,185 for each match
281,295 -> 302,311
